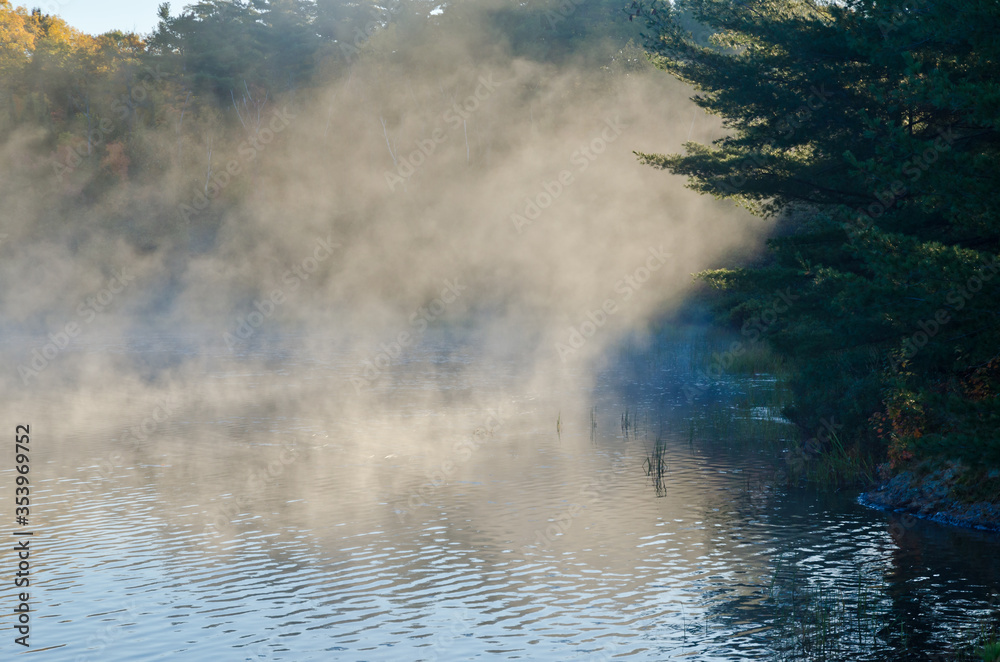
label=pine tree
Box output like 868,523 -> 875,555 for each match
635,0 -> 1000,480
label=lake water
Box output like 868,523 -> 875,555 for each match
1,328 -> 998,660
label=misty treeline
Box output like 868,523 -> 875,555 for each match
0,0 -> 640,236
6,0 -> 762,379
638,0 -> 1000,496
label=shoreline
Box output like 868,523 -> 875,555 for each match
860,469 -> 1000,533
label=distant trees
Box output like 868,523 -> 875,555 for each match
0,0 -> 396,134
0,4 -> 85,128
0,2 -> 35,79
0,0 -> 380,191
149,1 -> 323,96
480,0 -> 642,64
0,0 -> 647,188
637,0 -> 1000,478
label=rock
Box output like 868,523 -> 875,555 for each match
860,465 -> 1000,532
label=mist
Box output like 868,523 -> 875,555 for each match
0,0 -> 783,548
3,4 -> 997,660
2,8 -> 768,395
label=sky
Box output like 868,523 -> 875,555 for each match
51,0 -> 168,35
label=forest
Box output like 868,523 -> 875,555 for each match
633,0 -> 1000,518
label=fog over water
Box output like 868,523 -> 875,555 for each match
1,5 -> 767,442
7,6 -> 997,661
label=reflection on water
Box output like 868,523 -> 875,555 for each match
0,328 -> 997,660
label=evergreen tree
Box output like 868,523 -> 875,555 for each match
635,0 -> 1000,481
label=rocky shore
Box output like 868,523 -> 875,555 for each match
861,465 -> 1000,532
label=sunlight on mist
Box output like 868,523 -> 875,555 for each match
0,3 -> 771,477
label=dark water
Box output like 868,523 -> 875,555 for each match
1,329 -> 997,660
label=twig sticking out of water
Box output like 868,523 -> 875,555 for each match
590,406 -> 598,443
643,433 -> 669,497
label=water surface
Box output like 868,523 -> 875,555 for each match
1,329 -> 997,660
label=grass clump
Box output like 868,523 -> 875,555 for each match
764,562 -> 890,660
